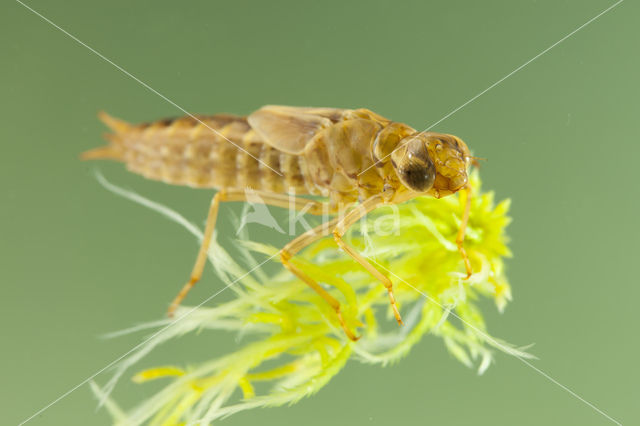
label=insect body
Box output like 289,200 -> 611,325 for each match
83,105 -> 473,341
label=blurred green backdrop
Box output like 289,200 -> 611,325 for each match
2,0 -> 637,424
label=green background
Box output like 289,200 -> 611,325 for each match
2,0 -> 637,424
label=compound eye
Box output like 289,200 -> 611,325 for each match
399,161 -> 435,191
393,137 -> 436,192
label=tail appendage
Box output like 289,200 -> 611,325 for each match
80,111 -> 130,161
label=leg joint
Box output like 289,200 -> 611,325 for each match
308,203 -> 324,215
217,188 -> 228,201
280,249 -> 292,263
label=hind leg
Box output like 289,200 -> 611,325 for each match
168,189 -> 225,317
168,189 -> 327,317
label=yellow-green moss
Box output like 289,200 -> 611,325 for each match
92,171 -> 529,425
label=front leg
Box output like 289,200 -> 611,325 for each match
332,196 -> 403,325
456,185 -> 473,279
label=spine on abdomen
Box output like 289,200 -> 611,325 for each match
82,112 -> 310,194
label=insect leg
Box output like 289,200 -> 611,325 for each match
332,196 -> 404,326
456,185 -> 473,279
168,190 -> 327,317
168,190 -> 226,317
280,218 -> 360,341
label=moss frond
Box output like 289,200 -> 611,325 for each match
93,171 -> 526,425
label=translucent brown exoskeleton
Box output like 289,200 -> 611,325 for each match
82,105 -> 474,341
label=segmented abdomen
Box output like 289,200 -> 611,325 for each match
96,114 -> 312,194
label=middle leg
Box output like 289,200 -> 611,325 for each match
279,218 -> 361,341
332,196 -> 404,325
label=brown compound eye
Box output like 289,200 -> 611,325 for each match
398,160 -> 436,191
392,137 -> 436,192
